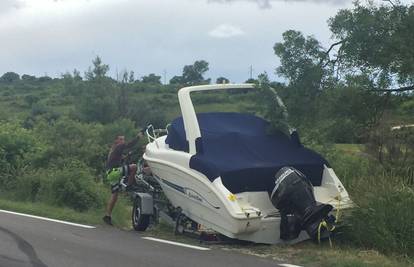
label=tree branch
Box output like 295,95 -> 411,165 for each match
372,85 -> 414,92
326,40 -> 345,56
382,0 -> 396,8
318,40 -> 345,66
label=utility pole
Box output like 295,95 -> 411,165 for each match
163,69 -> 167,85
249,65 -> 253,80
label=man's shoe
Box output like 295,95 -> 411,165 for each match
103,215 -> 113,226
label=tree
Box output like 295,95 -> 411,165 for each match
38,76 -> 52,82
22,74 -> 37,82
141,73 -> 162,84
85,56 -> 109,81
121,70 -> 129,84
169,75 -> 184,85
245,78 -> 258,84
169,60 -> 211,85
274,30 -> 327,89
182,60 -> 210,85
328,2 -> 414,91
61,72 -> 73,80
0,72 -> 20,83
76,57 -> 118,123
76,81 -> 119,124
73,69 -> 82,81
128,71 -> 135,83
24,95 -> 40,107
273,31 -> 329,125
216,77 -> 229,84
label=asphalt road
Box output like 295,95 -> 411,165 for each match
0,211 -> 286,267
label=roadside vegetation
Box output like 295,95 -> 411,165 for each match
0,1 -> 413,265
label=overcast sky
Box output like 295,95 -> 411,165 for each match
0,0 -> 371,82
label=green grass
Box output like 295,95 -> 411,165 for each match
334,143 -> 365,155
146,223 -> 414,267
0,194 -> 132,228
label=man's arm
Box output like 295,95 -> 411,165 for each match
124,138 -> 138,149
124,131 -> 144,149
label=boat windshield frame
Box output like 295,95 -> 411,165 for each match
177,83 -> 291,155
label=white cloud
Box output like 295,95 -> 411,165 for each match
209,24 -> 245,38
0,0 -> 353,82
0,0 -> 25,15
208,0 -> 351,9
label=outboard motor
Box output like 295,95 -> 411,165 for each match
270,167 -> 333,241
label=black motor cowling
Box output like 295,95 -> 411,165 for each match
270,167 -> 333,241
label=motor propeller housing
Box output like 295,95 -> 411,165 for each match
270,167 -> 333,241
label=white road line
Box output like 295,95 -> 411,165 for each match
279,264 -> 304,267
0,209 -> 96,229
142,237 -> 210,251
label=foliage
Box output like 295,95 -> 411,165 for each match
0,122 -> 44,189
100,119 -> 138,151
38,76 -> 52,82
170,60 -> 211,85
127,98 -> 167,128
216,77 -> 230,84
141,73 -> 162,84
251,75 -> 291,135
84,56 -> 110,81
75,79 -> 120,124
274,30 -> 326,87
21,74 -> 37,82
264,2 -> 414,258
317,144 -> 414,258
366,123 -> 414,181
329,2 -> 414,85
319,87 -> 386,142
399,98 -> 414,116
33,118 -> 106,172
15,160 -> 106,211
169,75 -> 184,85
273,31 -> 331,126
0,72 -> 20,83
346,174 -> 414,257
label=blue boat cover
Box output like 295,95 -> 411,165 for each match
165,113 -> 329,193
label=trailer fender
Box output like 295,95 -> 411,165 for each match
132,192 -> 154,215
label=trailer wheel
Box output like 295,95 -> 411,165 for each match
132,197 -> 150,231
174,213 -> 186,235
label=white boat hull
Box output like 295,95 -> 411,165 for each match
144,137 -> 352,244
143,84 -> 353,244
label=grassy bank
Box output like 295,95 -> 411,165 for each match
145,223 -> 413,267
0,195 -> 132,228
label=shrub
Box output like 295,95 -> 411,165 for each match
100,119 -> 137,145
366,123 -> 414,182
311,142 -> 413,257
0,122 -> 44,190
50,161 -> 105,211
127,98 -> 167,128
74,79 -> 120,124
33,118 -> 106,172
345,174 -> 414,257
15,169 -> 48,202
399,98 -> 414,116
16,160 -> 106,211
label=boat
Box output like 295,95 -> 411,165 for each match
143,83 -> 353,244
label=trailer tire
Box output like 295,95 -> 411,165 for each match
132,197 -> 150,231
